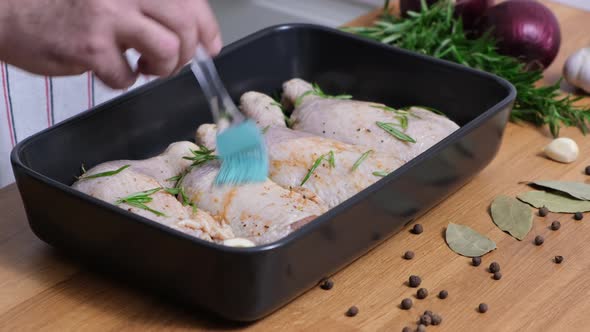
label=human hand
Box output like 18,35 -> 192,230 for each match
0,0 -> 221,89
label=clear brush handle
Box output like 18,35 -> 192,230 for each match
190,46 -> 244,130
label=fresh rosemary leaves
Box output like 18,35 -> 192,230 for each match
345,0 -> 590,137
295,83 -> 353,107
376,121 -> 417,143
352,150 -> 373,171
116,188 -> 165,216
301,151 -> 336,186
183,145 -> 217,167
78,164 -> 130,180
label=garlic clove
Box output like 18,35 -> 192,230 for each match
543,137 -> 579,163
563,47 -> 590,94
223,237 -> 256,248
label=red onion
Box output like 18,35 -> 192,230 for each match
477,0 -> 561,69
400,0 -> 494,29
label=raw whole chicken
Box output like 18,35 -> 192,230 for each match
72,142 -> 235,242
282,78 -> 460,162
181,160 -> 327,245
197,91 -> 404,208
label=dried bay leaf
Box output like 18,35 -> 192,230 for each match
532,180 -> 590,201
445,223 -> 496,257
490,195 -> 533,241
517,190 -> 590,213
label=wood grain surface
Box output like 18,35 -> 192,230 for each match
2,1 -> 590,331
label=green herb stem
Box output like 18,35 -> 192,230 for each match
352,150 -> 373,171
376,121 -> 416,143
78,164 -> 130,181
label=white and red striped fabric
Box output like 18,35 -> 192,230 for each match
0,52 -> 155,188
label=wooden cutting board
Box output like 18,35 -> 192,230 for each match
1,1 -> 590,331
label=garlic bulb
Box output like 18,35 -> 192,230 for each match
543,137 -> 579,163
563,47 -> 590,93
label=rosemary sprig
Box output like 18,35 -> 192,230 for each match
327,150 -> 336,168
78,164 -> 130,181
376,121 -> 416,143
300,151 -> 336,186
166,174 -> 182,182
183,145 -> 217,167
373,170 -> 390,177
352,150 -> 373,171
115,188 -> 165,217
295,83 -> 353,107
345,0 -> 590,137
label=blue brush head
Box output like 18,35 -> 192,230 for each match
214,120 -> 269,185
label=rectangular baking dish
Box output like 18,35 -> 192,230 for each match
11,24 -> 515,321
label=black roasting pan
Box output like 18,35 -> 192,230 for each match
11,24 -> 516,321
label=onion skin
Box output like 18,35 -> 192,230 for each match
400,0 -> 494,29
477,0 -> 561,70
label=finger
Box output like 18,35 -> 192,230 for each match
116,14 -> 180,77
140,0 -> 199,71
90,47 -> 138,89
194,0 -> 222,55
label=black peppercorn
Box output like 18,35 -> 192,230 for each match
401,298 -> 413,310
550,220 -> 561,231
402,327 -> 412,332
489,262 -> 500,273
478,303 -> 488,313
319,278 -> 334,290
585,165 -> 590,175
574,212 -> 584,220
346,306 -> 358,317
417,288 -> 429,299
493,272 -> 502,280
420,314 -> 432,326
554,255 -> 564,264
438,290 -> 448,299
409,275 -> 422,288
423,310 -> 433,317
431,314 -> 443,326
411,224 -> 424,234
534,235 -> 544,246
539,206 -> 549,217
404,251 -> 415,260
472,256 -> 482,266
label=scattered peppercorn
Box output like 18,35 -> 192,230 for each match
438,290 -> 448,299
423,310 -> 433,317
401,298 -> 413,310
585,165 -> 590,175
319,278 -> 334,290
411,224 -> 424,234
574,212 -> 584,220
478,303 -> 488,313
472,256 -> 482,266
404,251 -> 415,260
493,272 -> 502,280
417,325 -> 427,332
346,306 -> 359,317
402,327 -> 412,332
534,235 -> 544,246
539,206 -> 549,217
409,275 -> 422,288
554,255 -> 564,264
550,220 -> 561,231
431,314 -> 443,326
420,314 -> 432,326
489,262 -> 500,273
417,288 -> 429,299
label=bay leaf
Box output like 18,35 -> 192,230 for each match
490,195 -> 533,241
517,190 -> 590,213
532,180 -> 590,201
445,223 -> 496,257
